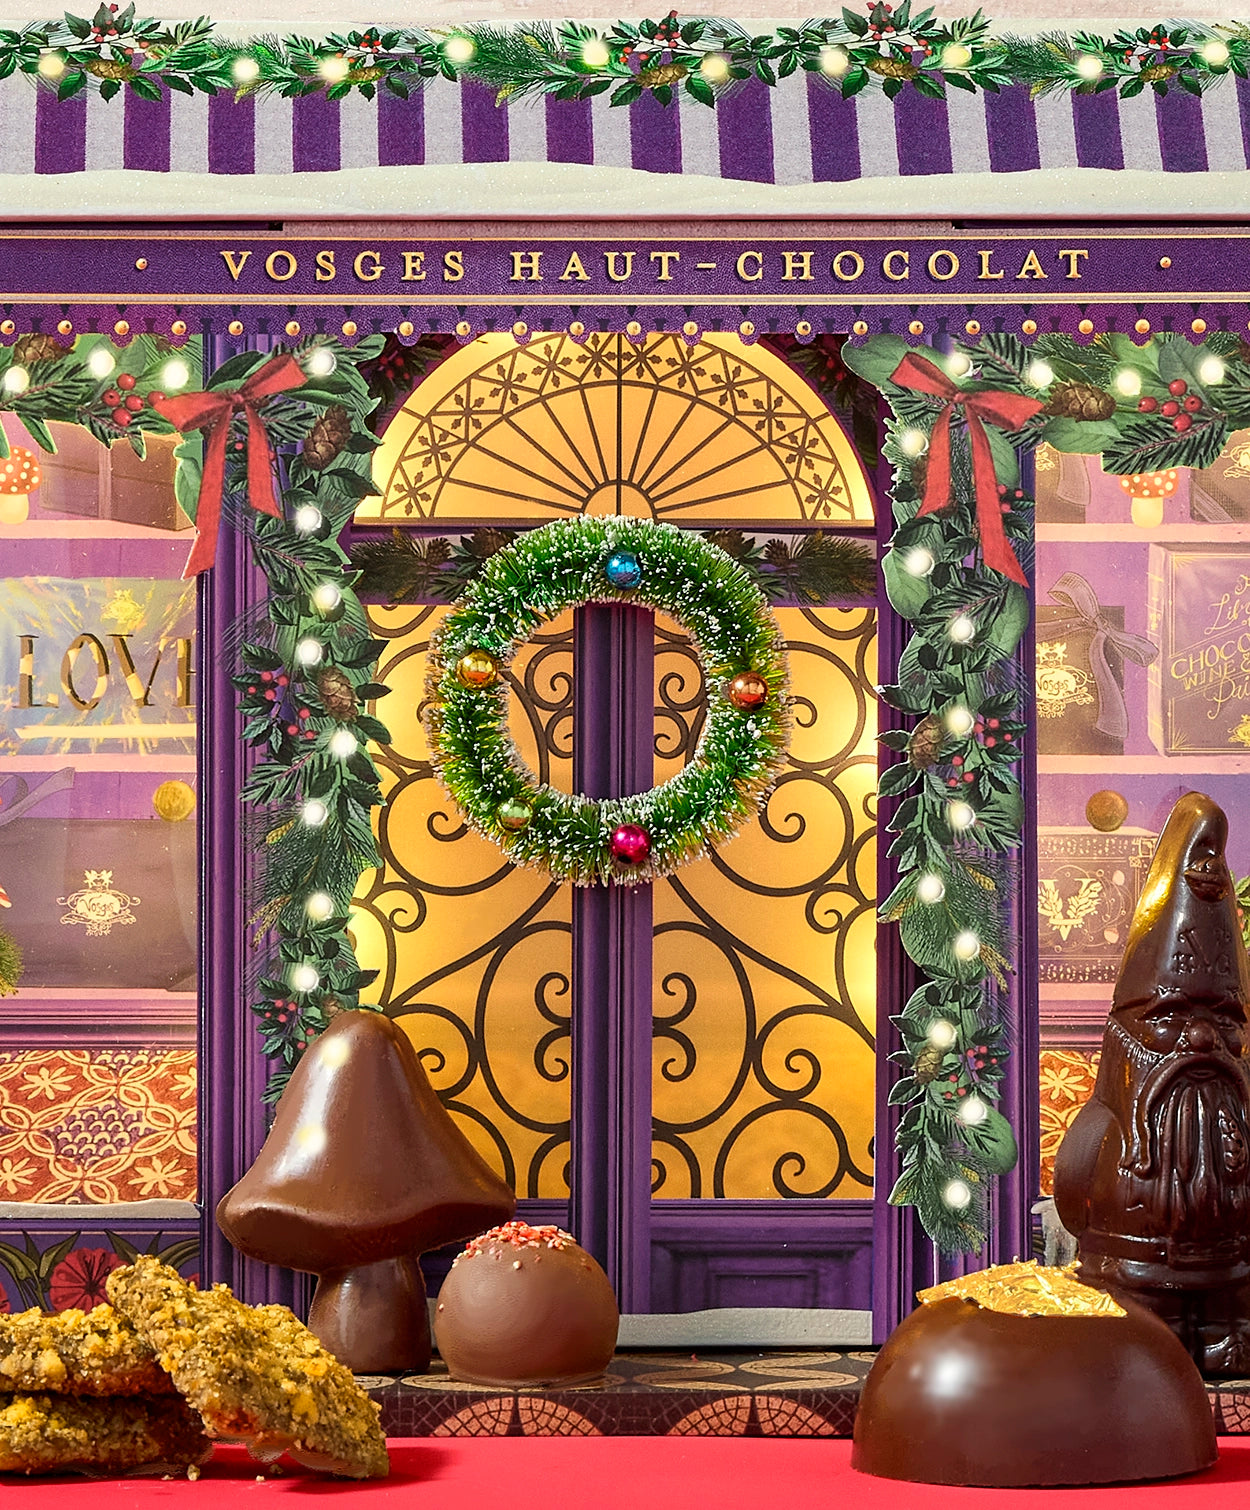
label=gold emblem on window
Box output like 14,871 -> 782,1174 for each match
1036,640 -> 1094,718
58,870 -> 140,938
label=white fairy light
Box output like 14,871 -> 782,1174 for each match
947,800 -> 977,832
916,873 -> 946,905
87,346 -> 116,379
580,37 -> 611,68
289,962 -> 321,993
927,1018 -> 957,1049
903,546 -> 936,578
943,1178 -> 973,1210
1201,39 -> 1230,67
318,55 -> 351,83
699,52 -> 731,83
959,1095 -> 989,1126
1199,355 -> 1226,386
2,366 -> 30,396
1113,368 -> 1141,397
304,346 -> 337,377
949,614 -> 976,644
1026,359 -> 1054,389
329,729 -> 358,758
311,582 -> 342,614
301,798 -> 329,828
953,929 -> 982,961
232,54 -> 261,83
294,504 -> 323,534
941,43 -> 972,70
945,351 -> 973,379
944,705 -> 976,739
161,358 -> 191,391
898,427 -> 928,458
295,637 -> 324,667
37,50 -> 65,78
819,44 -> 849,76
443,34 -> 476,64
1075,53 -> 1104,80
305,891 -> 336,921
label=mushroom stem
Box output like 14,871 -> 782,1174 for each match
307,1255 -> 431,1375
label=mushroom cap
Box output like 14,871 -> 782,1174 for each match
0,447 -> 39,496
217,1010 -> 516,1273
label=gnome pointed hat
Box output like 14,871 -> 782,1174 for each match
1113,792 -> 1250,1016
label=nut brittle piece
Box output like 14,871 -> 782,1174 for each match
0,1392 -> 210,1475
0,1304 -> 173,1395
107,1257 -> 388,1479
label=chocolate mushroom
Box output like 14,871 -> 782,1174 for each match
216,1009 -> 515,1374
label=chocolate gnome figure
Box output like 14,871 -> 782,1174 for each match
1054,792 -> 1250,1374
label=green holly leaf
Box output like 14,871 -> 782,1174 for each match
979,582 -> 1029,657
961,1105 -> 1018,1174
882,546 -> 933,619
841,333 -> 914,390
1041,416 -> 1124,454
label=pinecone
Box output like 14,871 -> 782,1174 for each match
84,58 -> 138,80
1138,63 -> 1176,83
1044,382 -> 1116,421
914,1044 -> 945,1084
423,536 -> 453,568
864,54 -> 920,79
347,66 -> 386,84
12,333 -> 63,366
763,538 -> 794,569
908,714 -> 945,770
638,61 -> 689,87
317,667 -> 358,719
302,405 -> 353,470
464,527 -> 514,560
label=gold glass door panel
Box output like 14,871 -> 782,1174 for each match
362,334 -> 876,526
651,607 -> 877,1199
350,605 -> 573,1198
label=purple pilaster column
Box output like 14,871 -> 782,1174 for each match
569,604 -> 654,1314
198,331 -> 307,1313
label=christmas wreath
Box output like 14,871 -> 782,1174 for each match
424,518 -> 790,886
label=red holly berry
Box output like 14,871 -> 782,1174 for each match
264,690 -> 276,701
286,724 -> 298,736
276,675 -> 289,687
117,373 -> 136,390
1167,378 -> 1188,396
963,771 -> 975,783
1161,399 -> 1180,417
103,388 -> 121,406
111,408 -> 131,426
1173,413 -> 1193,432
1183,394 -> 1203,412
985,736 -> 997,747
987,718 -> 999,728
1003,733 -> 1013,742
124,394 -> 143,412
261,671 -> 273,681
1138,396 -> 1158,413
148,390 -> 165,404
952,755 -> 963,766
246,684 -> 256,694
298,707 -> 311,720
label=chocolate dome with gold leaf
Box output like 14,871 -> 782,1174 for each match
853,1262 -> 1216,1486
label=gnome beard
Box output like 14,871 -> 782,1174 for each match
1109,1018 -> 1250,1240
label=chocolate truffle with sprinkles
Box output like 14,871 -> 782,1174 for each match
434,1221 -> 619,1387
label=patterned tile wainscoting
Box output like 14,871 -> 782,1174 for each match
1038,1048 -> 1100,1196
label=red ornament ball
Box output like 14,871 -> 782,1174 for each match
726,671 -> 769,711
609,824 -> 651,866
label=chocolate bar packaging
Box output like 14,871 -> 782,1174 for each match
1037,827 -> 1156,984
1147,544 -> 1250,756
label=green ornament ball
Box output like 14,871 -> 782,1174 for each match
497,798 -> 534,832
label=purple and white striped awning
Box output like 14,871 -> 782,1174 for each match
1,69 -> 1246,180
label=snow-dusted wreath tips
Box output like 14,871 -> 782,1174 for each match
424,518 -> 790,886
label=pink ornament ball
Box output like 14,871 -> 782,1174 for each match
609,824 -> 651,866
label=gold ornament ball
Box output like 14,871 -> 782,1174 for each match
727,671 -> 769,711
497,798 -> 534,832
455,649 -> 500,689
1086,789 -> 1129,833
153,779 -> 197,822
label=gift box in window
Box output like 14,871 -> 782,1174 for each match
1147,545 -> 1250,755
1036,572 -> 1159,757
1190,430 -> 1250,524
1038,827 -> 1157,983
1034,444 -> 1092,525
0,817 -> 196,991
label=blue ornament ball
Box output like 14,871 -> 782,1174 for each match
604,550 -> 642,590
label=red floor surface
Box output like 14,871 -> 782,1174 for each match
6,1438 -> 1250,1508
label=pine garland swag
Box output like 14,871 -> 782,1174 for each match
424,518 -> 791,887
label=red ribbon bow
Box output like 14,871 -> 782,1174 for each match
890,352 -> 1044,588
151,353 -> 308,579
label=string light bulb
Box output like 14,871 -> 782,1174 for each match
301,799 -> 329,828
959,1095 -> 989,1126
1199,355 -> 1226,385
944,705 -> 976,739
1202,39 -> 1231,67
161,358 -> 191,391
87,346 -> 116,379
699,52 -> 731,83
941,42 -> 972,69
311,582 -> 342,614
294,504 -> 323,534
898,427 -> 928,458
289,962 -> 320,993
318,55 -> 351,82
949,614 -> 976,644
443,34 -> 476,64
1074,52 -> 1104,80
305,347 -> 337,377
927,1018 -> 957,1049
580,36 -> 610,67
953,929 -> 982,960
1113,368 -> 1141,397
945,351 -> 973,379
295,637 -> 324,667
916,872 -> 946,905
943,1178 -> 973,1210
305,891 -> 335,921
948,800 -> 977,832
2,366 -> 30,396
329,729 -> 358,758
1026,360 -> 1054,388
37,50 -> 65,78
903,546 -> 936,578
232,54 -> 261,83
819,44 -> 849,75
